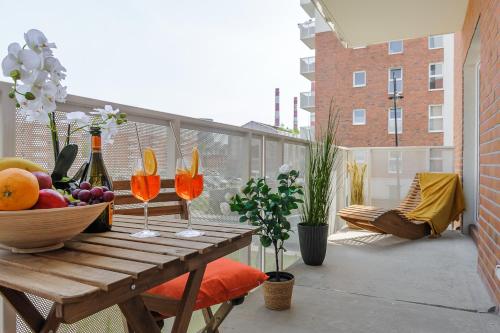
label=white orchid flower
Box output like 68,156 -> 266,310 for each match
55,84 -> 67,103
1,42 -> 41,77
92,105 -> 119,120
19,100 -> 49,124
38,81 -> 57,113
44,56 -> 66,83
24,29 -> 56,54
279,164 -> 291,174
64,111 -> 90,127
220,202 -> 231,216
100,118 -> 118,144
224,192 -> 233,202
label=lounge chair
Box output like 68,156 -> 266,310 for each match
338,174 -> 437,240
113,179 -> 267,333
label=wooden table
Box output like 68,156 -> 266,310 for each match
0,215 -> 257,333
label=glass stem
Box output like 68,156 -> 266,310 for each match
144,201 -> 149,230
186,200 -> 192,230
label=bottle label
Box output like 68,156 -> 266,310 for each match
91,135 -> 102,151
108,202 -> 114,225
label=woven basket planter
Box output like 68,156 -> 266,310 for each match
262,272 -> 294,310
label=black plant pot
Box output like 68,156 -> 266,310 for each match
298,223 -> 329,266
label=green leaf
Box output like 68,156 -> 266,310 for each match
239,215 -> 249,223
260,236 -> 272,247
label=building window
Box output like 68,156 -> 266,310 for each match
429,149 -> 443,172
388,151 -> 403,174
388,40 -> 403,54
388,67 -> 403,93
388,107 -> 403,134
428,104 -> 444,132
353,71 -> 366,87
428,35 -> 444,49
352,109 -> 366,125
429,63 -> 444,90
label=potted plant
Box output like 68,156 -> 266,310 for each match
299,108 -> 339,266
222,165 -> 303,310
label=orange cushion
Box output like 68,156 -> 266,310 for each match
147,258 -> 268,310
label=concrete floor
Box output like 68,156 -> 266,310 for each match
220,230 -> 500,333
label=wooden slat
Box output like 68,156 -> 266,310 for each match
98,231 -> 214,253
115,205 -> 183,216
115,215 -> 254,235
114,217 -> 243,239
37,250 -> 157,279
0,264 -> 99,303
112,222 -> 227,243
114,192 -> 181,205
0,250 -> 131,291
65,241 -> 179,268
74,235 -> 197,259
113,179 -> 174,191
148,216 -> 258,231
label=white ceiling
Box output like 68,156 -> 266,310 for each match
314,0 -> 469,47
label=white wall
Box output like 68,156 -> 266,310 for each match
442,33 -> 455,146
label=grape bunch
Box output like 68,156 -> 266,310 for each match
70,181 -> 115,207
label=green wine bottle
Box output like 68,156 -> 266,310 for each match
82,127 -> 114,233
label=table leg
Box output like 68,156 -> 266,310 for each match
171,265 -> 207,333
0,287 -> 45,332
119,295 -> 161,333
40,306 -> 61,333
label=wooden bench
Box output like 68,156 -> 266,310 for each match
113,179 -> 262,333
338,175 -> 431,240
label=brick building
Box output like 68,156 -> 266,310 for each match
299,2 -> 454,148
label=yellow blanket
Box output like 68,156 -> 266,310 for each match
405,173 -> 465,235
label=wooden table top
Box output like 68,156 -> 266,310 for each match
0,215 -> 257,324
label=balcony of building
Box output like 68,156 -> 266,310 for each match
300,56 -> 315,80
300,0 -> 316,18
298,19 -> 315,49
299,91 -> 315,111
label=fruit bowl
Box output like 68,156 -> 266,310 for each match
0,203 -> 108,253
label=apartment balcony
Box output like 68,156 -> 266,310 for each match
300,56 -> 315,80
300,91 -> 315,111
1,79 -> 498,332
298,20 -> 315,49
300,0 -> 316,18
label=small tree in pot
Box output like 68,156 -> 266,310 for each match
224,166 -> 303,310
299,107 -> 339,266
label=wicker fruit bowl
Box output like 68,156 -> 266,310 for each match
0,203 -> 108,253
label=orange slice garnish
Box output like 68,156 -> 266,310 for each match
190,147 -> 199,178
143,148 -> 158,176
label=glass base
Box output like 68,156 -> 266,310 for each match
176,229 -> 205,238
130,229 -> 160,238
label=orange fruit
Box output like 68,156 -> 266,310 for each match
143,148 -> 158,176
0,168 -> 40,211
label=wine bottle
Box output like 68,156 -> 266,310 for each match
82,127 -> 114,233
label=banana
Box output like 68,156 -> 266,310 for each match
0,157 -> 48,173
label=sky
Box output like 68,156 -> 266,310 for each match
0,0 -> 314,129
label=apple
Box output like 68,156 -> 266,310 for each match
32,189 -> 67,209
32,171 -> 52,189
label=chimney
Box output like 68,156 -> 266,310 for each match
293,97 -> 298,131
274,88 -> 280,127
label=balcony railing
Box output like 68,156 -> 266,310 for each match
300,91 -> 315,111
298,20 -> 315,49
300,56 -> 315,80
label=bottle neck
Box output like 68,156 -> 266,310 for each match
91,134 -> 102,152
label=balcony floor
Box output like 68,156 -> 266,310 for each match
220,231 -> 500,332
